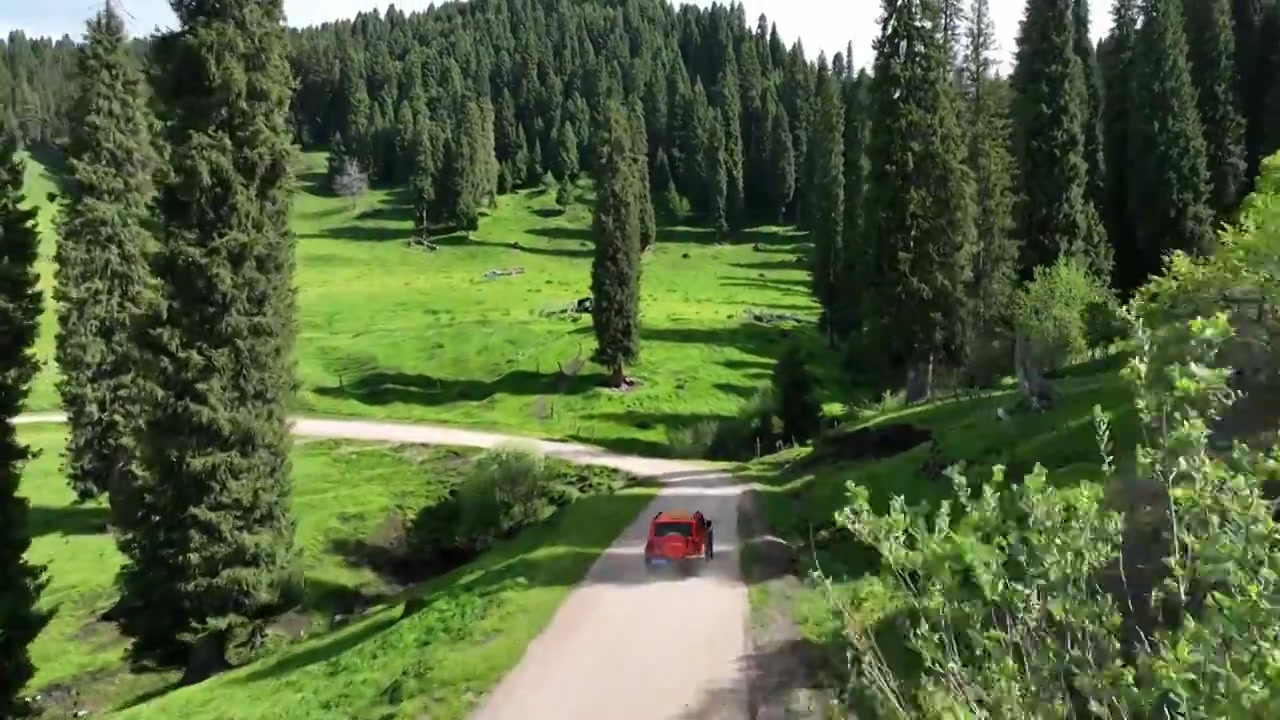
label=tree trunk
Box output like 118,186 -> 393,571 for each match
180,629 -> 232,687
1014,334 -> 1055,410
905,355 -> 934,404
608,364 -> 625,388
105,461 -> 133,536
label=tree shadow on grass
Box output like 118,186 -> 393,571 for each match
728,259 -> 810,273
233,613 -> 400,684
720,277 -> 813,297
564,434 -> 673,458
526,225 -> 593,242
313,368 -> 610,407
644,323 -> 811,362
312,223 -> 408,243
27,504 -> 111,538
297,170 -> 329,197
471,237 -> 592,259
355,202 -> 413,224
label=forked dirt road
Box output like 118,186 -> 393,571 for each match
14,413 -> 752,720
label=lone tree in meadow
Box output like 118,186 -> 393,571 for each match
125,0 -> 300,679
0,132 -> 48,720
54,5 -> 160,530
591,100 -> 643,388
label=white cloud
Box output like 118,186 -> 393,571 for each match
4,0 -> 1116,67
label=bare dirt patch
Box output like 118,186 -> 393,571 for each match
737,489 -> 841,719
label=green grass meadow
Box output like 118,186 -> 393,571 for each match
24,151 -> 832,456
22,421 -> 655,717
15,149 -> 1143,716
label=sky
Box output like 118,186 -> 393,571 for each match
2,0 -> 1115,69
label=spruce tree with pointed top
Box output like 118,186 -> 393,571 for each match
1010,0 -> 1110,276
964,0 -> 1020,341
1100,0 -> 1141,291
836,70 -> 872,347
865,0 -> 976,398
1183,0 -> 1248,217
766,98 -> 796,224
0,131 -> 47,720
628,98 -> 656,251
1130,0 -> 1215,276
806,56 -> 846,346
705,108 -> 729,236
54,5 -> 160,531
591,100 -> 642,388
125,0 -> 300,674
1073,0 -> 1107,217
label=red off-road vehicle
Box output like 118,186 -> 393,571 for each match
643,509 -> 714,571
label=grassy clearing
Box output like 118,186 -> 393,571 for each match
22,151 -> 835,455
21,424 -> 653,716
740,357 -> 1141,685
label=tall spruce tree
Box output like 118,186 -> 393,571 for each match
1072,0 -> 1107,216
964,0 -> 1020,341
714,61 -> 746,231
766,94 -> 796,223
865,0 -> 976,399
1130,0 -> 1216,276
628,98 -> 657,251
705,108 -> 729,236
127,0 -> 300,675
1184,0 -> 1248,217
1234,0 -> 1276,181
1010,0 -> 1110,276
590,101 -> 643,388
1100,0 -> 1141,291
0,132 -> 47,720
54,6 -> 159,530
837,70 -> 872,346
806,57 -> 847,345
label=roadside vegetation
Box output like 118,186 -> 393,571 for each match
1,0 -> 1278,715
20,422 -> 649,716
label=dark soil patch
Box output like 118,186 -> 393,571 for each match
799,423 -> 932,469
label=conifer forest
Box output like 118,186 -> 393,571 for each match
2,0 -> 1280,717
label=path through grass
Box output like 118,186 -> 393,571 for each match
21,424 -> 653,716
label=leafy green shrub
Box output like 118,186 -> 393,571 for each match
829,308 -> 1280,718
665,420 -> 719,459
455,443 -> 556,550
1013,257 -> 1116,371
407,445 -> 626,579
666,387 -> 784,460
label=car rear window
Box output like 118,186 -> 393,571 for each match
653,521 -> 693,538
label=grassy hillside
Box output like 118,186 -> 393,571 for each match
21,423 -> 653,717
738,357 -> 1141,705
23,151 -> 833,455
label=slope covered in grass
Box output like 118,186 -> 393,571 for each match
739,358 -> 1140,693
22,151 -> 833,455
21,424 -> 651,717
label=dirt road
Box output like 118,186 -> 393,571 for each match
14,413 -> 751,720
